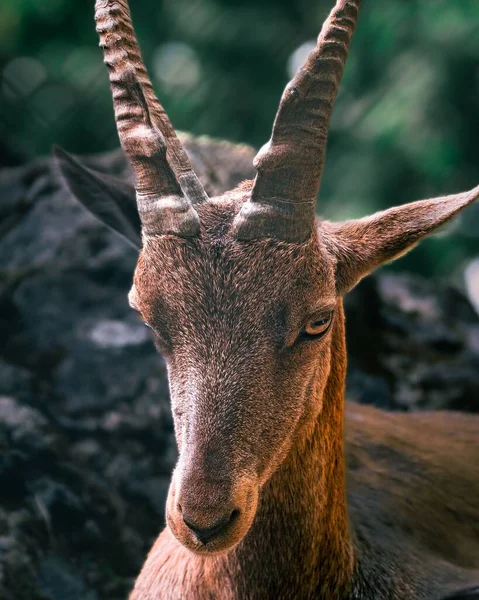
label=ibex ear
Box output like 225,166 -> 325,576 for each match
322,186 -> 479,294
53,146 -> 142,249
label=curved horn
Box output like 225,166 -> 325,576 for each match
232,0 -> 361,242
95,0 -> 208,238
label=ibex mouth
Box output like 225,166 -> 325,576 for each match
183,508 -> 241,545
166,474 -> 259,555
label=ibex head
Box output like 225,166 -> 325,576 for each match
56,0 -> 478,555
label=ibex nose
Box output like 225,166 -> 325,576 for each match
168,466 -> 259,552
182,510 -> 238,544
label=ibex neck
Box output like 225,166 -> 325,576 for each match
229,303 -> 354,599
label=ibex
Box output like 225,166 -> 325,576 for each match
54,0 -> 479,598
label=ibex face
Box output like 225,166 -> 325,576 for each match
129,202 -> 337,553
55,0 -> 479,562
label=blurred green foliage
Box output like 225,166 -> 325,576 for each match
1,0 -> 479,279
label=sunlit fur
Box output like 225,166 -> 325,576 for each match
127,184 -> 479,599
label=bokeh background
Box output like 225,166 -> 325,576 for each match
1,0 -> 479,299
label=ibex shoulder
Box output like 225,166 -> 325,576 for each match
345,402 -> 479,593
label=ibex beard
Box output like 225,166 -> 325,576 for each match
130,195 -> 337,554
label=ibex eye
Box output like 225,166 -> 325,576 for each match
302,312 -> 333,338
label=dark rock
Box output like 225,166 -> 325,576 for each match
345,273 -> 479,412
37,554 -> 98,600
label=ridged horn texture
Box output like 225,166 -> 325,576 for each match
95,0 -> 208,238
232,0 -> 361,242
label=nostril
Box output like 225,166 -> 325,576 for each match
230,508 -> 239,522
183,510 -> 238,544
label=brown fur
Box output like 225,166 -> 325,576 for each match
125,186 -> 479,599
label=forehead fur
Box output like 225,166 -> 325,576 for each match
133,187 -> 335,330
